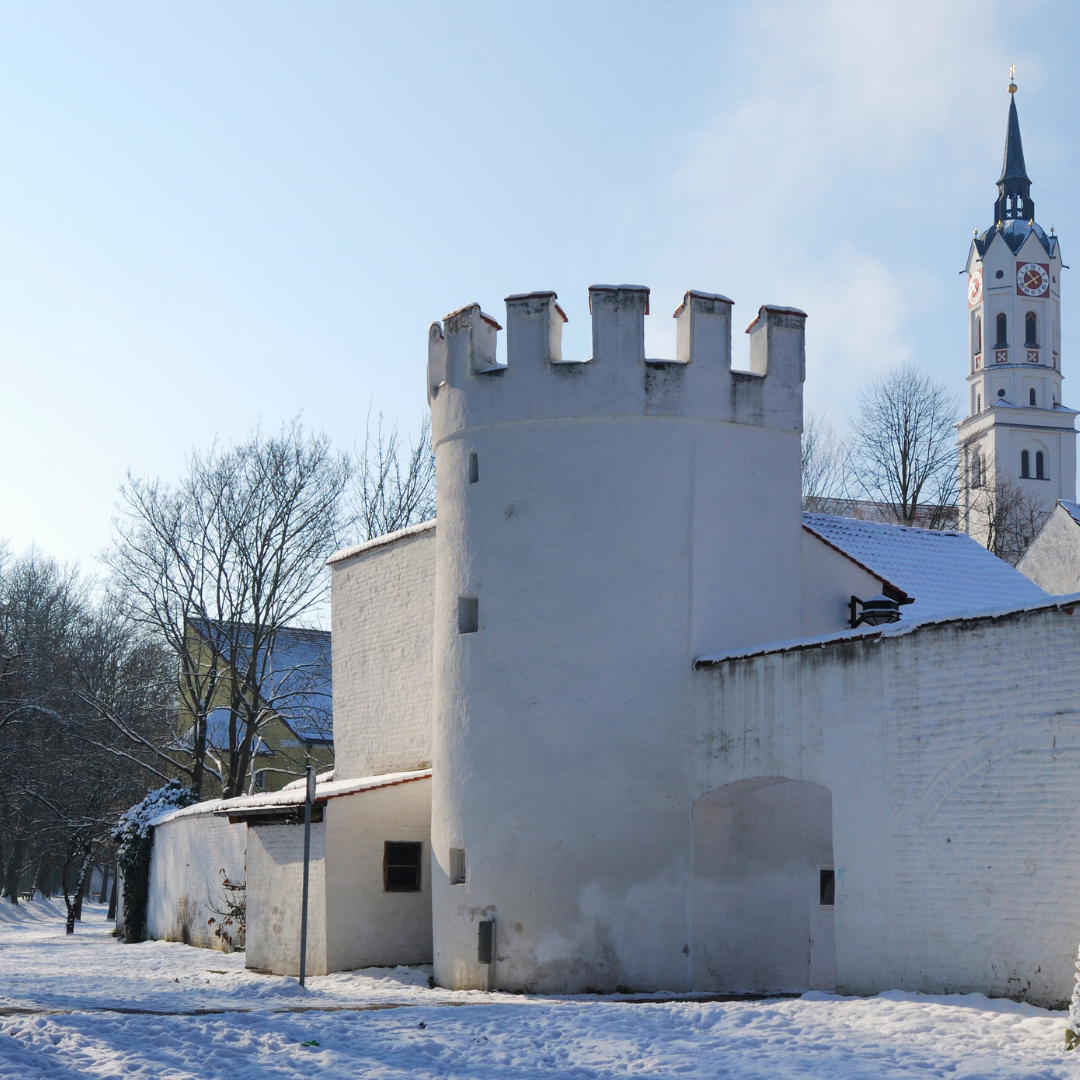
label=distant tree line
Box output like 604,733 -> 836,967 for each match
0,413 -> 435,921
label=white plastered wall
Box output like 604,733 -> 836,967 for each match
145,808 -> 247,951
244,778 -> 433,976
801,530 -> 884,637
330,525 -> 435,780
1018,503 -> 1080,593
245,818 -> 327,975
324,778 -> 432,971
694,605 -> 1080,1007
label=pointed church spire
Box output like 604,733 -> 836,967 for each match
994,70 -> 1034,224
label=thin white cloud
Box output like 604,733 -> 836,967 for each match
652,0 -> 1035,422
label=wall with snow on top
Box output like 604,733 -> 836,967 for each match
329,523 -> 435,781
145,808 -> 247,951
695,603 -> 1080,1006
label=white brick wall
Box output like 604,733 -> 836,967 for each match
696,605 -> 1080,1006
330,525 -> 435,780
146,809 -> 247,951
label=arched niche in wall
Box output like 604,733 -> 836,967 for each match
690,778 -> 835,993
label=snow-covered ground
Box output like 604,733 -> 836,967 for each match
1,900 -> 1078,1078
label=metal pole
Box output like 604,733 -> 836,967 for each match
298,765 -> 315,987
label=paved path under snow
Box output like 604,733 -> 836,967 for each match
1,900 -> 1078,1078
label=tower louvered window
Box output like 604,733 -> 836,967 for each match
1026,312 -> 1037,346
996,313 -> 1008,347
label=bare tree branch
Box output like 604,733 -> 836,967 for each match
848,365 -> 960,529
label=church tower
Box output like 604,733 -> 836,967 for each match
958,74 -> 1077,552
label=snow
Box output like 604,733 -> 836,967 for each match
1,901 -> 1077,1078
119,780 -> 196,834
802,512 -> 1049,622
208,769 -> 432,819
326,520 -> 437,567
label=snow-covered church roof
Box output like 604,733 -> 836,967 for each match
802,513 -> 1049,623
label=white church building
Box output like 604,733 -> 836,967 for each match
145,83 -> 1080,1008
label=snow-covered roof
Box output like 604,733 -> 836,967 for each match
696,590 -> 1080,668
802,513 -> 1048,623
212,768 -> 432,819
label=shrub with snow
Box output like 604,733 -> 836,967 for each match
1068,942 -> 1080,1049
112,781 -> 196,943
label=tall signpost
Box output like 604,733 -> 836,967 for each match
298,765 -> 316,987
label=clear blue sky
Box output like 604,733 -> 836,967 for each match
2,0 -> 1078,567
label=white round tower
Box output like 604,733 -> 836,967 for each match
427,285 -> 807,992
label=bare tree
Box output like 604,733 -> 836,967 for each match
349,412 -> 436,542
801,411 -> 851,512
848,365 -> 960,529
968,476 -> 1048,566
0,550 -> 161,924
104,420 -> 351,799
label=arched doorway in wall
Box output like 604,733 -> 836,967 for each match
691,778 -> 835,993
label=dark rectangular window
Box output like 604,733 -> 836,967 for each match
458,597 -> 479,634
468,452 -> 479,484
384,842 -> 422,892
820,868 -> 835,907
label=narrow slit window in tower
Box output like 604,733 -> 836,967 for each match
450,848 -> 466,885
977,394 -> 981,413
975,316 -> 982,354
1026,312 -> 1037,346
971,454 -> 982,488
1030,388 -> 1037,406
820,868 -> 835,907
996,313 -> 1008,347
468,453 -> 479,484
458,597 -> 479,634
1036,451 -> 1045,480
1021,450 -> 1030,478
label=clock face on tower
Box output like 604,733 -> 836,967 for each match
1016,261 -> 1050,297
968,269 -> 983,307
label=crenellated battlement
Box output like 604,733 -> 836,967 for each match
427,286 -> 806,442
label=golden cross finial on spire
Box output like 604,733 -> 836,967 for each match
1008,65 -> 1017,93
